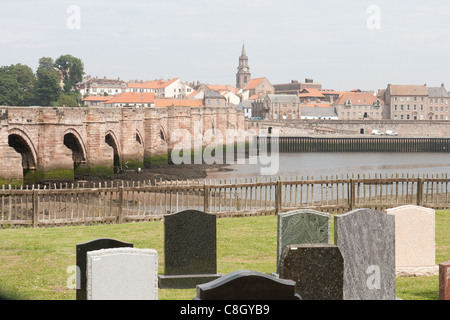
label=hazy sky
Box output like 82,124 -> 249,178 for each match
1,0 -> 450,91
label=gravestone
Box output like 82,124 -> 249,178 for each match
76,238 -> 133,300
439,261 -> 450,300
87,247 -> 158,300
334,208 -> 396,300
158,209 -> 222,289
279,244 -> 344,300
195,270 -> 302,300
276,209 -> 330,274
386,205 -> 439,276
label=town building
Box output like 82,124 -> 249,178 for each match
383,84 -> 429,120
204,91 -> 227,107
427,84 -> 450,120
274,79 -> 322,95
82,96 -> 110,107
102,92 -> 156,108
241,77 -> 275,100
333,92 -> 385,120
76,76 -> 127,97
300,104 -> 338,120
126,78 -> 194,98
253,94 -> 301,120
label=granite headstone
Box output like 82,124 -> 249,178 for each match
439,260 -> 450,300
334,208 -> 396,300
276,209 -> 330,274
158,209 -> 222,289
76,238 -> 133,300
195,270 -> 302,300
279,244 -> 344,300
386,205 -> 439,276
87,247 -> 158,300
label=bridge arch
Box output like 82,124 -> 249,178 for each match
63,128 -> 87,169
136,129 -> 143,146
7,128 -> 38,170
105,130 -> 121,169
159,125 -> 167,143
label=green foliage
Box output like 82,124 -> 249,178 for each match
0,55 -> 84,107
0,64 -> 36,106
54,54 -> 84,93
35,57 -> 62,106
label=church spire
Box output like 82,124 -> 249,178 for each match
236,43 -> 251,89
241,43 -> 247,57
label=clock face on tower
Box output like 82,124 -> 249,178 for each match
243,67 -> 248,72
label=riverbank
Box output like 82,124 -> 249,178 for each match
78,163 -> 235,184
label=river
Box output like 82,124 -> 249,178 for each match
205,152 -> 450,180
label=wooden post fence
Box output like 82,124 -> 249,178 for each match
1,175 -> 449,228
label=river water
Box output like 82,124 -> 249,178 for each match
205,152 -> 450,180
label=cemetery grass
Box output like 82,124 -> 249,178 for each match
0,211 -> 448,300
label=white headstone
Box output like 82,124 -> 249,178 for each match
87,247 -> 158,300
386,205 -> 439,277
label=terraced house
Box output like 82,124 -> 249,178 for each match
384,84 -> 428,120
427,84 -> 450,120
334,92 -> 385,120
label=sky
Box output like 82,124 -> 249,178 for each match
1,0 -> 450,92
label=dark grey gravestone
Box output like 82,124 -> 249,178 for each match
195,270 -> 302,300
279,244 -> 344,300
158,209 -> 222,289
76,238 -> 133,300
276,209 -> 330,274
334,208 -> 396,300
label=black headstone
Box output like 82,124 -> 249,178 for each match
195,270 -> 302,300
76,238 -> 133,300
158,210 -> 222,288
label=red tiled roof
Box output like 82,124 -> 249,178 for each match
300,103 -> 333,108
244,77 -> 265,90
207,84 -> 237,93
104,92 -> 156,104
127,78 -> 179,89
82,96 -> 111,101
334,92 -> 384,105
155,98 -> 203,108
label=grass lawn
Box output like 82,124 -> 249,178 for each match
0,210 -> 448,300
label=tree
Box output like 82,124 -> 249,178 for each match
34,57 -> 62,106
56,92 -> 79,108
54,54 -> 84,92
0,64 -> 36,106
0,71 -> 21,106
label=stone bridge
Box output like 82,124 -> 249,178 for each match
0,106 -> 245,184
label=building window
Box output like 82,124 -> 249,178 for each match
394,105 -> 398,111
421,105 -> 424,111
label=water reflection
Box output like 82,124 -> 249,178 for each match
206,152 -> 450,180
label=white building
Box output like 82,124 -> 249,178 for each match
76,76 -> 127,97
126,78 -> 194,98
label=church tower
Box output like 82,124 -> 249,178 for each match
236,44 -> 251,89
